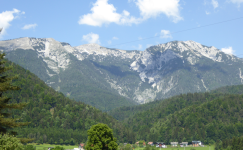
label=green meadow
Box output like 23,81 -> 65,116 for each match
134,146 -> 214,150
28,144 -> 79,150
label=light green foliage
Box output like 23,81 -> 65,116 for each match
124,144 -> 132,150
22,145 -> 36,150
26,144 -> 77,150
51,146 -> 65,150
86,123 -> 118,150
0,134 -> 23,150
139,141 -> 144,147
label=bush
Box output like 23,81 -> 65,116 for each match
0,134 -> 23,150
23,145 -> 36,150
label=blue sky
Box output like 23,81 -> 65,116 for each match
1,0 -> 243,56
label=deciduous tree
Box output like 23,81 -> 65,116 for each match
86,123 -> 118,150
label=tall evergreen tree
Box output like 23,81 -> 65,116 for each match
0,52 -> 30,140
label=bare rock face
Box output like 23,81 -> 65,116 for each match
1,37 -> 243,105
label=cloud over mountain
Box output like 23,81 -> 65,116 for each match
82,32 -> 100,44
22,23 -> 37,30
221,47 -> 234,55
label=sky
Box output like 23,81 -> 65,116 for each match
1,0 -> 243,57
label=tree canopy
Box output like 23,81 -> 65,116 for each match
86,123 -> 118,150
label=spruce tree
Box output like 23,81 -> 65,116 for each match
0,52 -> 30,141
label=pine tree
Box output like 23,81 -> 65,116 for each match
0,52 -> 30,142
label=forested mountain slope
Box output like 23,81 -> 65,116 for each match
5,59 -> 135,144
122,92 -> 225,140
108,84 -> 243,121
149,94 -> 243,144
112,85 -> 243,143
1,38 -> 243,108
211,84 -> 243,95
4,47 -> 137,111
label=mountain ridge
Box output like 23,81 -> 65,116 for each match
1,37 -> 243,108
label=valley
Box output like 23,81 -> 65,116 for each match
1,38 -> 243,150
1,1 -> 243,149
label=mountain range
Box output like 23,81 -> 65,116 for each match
1,37 -> 243,110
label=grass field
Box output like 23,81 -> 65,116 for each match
134,146 -> 215,150
28,144 -> 79,150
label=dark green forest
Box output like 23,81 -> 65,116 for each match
108,85 -> 243,122
109,87 -> 243,144
149,94 -> 243,144
5,60 -> 136,144
215,136 -> 243,150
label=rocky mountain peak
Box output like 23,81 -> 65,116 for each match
1,37 -> 243,105
146,40 -> 237,63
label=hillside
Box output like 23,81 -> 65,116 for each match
108,84 -> 243,121
111,85 -> 243,143
1,38 -> 243,109
5,59 -> 135,144
121,92 -> 225,140
149,94 -> 243,144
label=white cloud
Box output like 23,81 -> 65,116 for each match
22,23 -> 37,30
230,0 -> 243,7
82,32 -> 100,44
78,0 -> 139,26
211,0 -> 219,9
0,8 -> 22,37
160,30 -> 172,39
205,11 -> 211,15
78,0 -> 182,27
221,47 -> 235,55
135,0 -> 183,23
